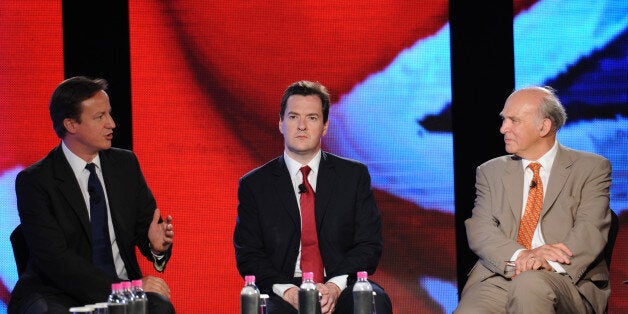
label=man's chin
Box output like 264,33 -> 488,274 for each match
504,145 -> 516,154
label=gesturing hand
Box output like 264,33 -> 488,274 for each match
148,208 -> 174,253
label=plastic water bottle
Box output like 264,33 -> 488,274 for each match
240,275 -> 260,314
89,302 -> 109,314
68,306 -> 93,313
259,294 -> 269,314
298,272 -> 321,314
107,282 -> 128,314
120,281 -> 137,313
353,271 -> 374,314
131,279 -> 148,314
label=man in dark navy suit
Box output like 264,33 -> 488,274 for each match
234,81 -> 392,313
9,76 -> 175,314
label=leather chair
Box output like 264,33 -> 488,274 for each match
604,210 -> 620,313
605,210 -> 619,268
10,224 -> 29,277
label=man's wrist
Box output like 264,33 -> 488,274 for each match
326,282 -> 342,296
149,243 -> 165,258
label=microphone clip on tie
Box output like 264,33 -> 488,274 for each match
298,184 -> 307,194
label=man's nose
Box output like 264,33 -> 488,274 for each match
107,115 -> 116,129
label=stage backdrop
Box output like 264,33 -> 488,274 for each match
1,1 -> 627,313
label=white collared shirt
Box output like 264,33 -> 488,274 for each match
61,141 -> 128,279
513,140 -> 566,273
273,150 -> 348,297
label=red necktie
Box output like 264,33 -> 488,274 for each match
299,166 -> 324,283
517,162 -> 544,249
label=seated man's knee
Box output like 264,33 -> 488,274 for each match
146,292 -> 176,314
508,271 -> 555,303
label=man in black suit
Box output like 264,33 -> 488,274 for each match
9,76 -> 175,314
234,81 -> 392,313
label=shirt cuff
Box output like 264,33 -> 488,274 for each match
326,275 -> 348,291
273,283 -> 298,298
548,260 -> 567,274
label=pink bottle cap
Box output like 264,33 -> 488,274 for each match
111,282 -> 120,290
121,281 -> 131,289
302,272 -> 314,281
245,275 -> 255,283
132,279 -> 142,287
357,271 -> 368,279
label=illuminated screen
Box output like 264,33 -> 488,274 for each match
513,1 -> 628,312
0,1 -> 64,313
2,0 -> 626,313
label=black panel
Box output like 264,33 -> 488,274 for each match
62,0 -> 132,149
449,0 -> 515,296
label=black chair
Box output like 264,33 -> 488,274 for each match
604,210 -> 619,268
10,224 -> 29,277
603,211 -> 619,314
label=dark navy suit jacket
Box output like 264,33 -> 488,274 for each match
10,145 -> 171,308
234,151 -> 383,293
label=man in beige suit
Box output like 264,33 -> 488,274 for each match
455,86 -> 612,313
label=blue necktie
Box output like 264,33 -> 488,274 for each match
85,163 -> 117,277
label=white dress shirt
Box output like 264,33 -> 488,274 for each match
273,150 -> 348,297
512,140 -> 566,273
62,141 -> 129,279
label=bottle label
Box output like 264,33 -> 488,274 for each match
241,294 -> 260,314
298,289 -> 321,314
353,290 -> 374,314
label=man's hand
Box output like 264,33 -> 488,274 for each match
318,282 -> 341,313
148,208 -> 174,253
283,286 -> 299,309
514,243 -> 573,276
141,275 -> 171,298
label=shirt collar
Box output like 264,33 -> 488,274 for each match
61,140 -> 102,176
283,150 -> 322,177
523,140 -> 558,171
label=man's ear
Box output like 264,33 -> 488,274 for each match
278,118 -> 284,135
540,118 -> 552,137
63,118 -> 77,135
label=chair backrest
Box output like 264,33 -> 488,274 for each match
604,210 -> 619,268
10,224 -> 29,277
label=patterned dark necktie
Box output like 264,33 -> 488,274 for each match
299,166 -> 324,283
86,163 -> 117,277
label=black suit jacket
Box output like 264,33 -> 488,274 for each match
234,152 -> 383,293
9,145 -> 171,307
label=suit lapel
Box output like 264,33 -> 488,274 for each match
274,156 -> 301,226
504,156 -> 525,222
99,151 -> 122,228
52,145 -> 92,239
542,145 -> 572,217
314,152 -> 335,227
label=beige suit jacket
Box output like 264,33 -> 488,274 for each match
463,144 -> 612,313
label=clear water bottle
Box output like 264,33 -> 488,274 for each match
240,275 -> 260,314
353,271 -> 374,314
131,279 -> 148,314
107,282 -> 128,314
298,272 -> 321,314
68,306 -> 93,313
259,294 -> 269,314
120,281 -> 137,313
89,302 -> 109,314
